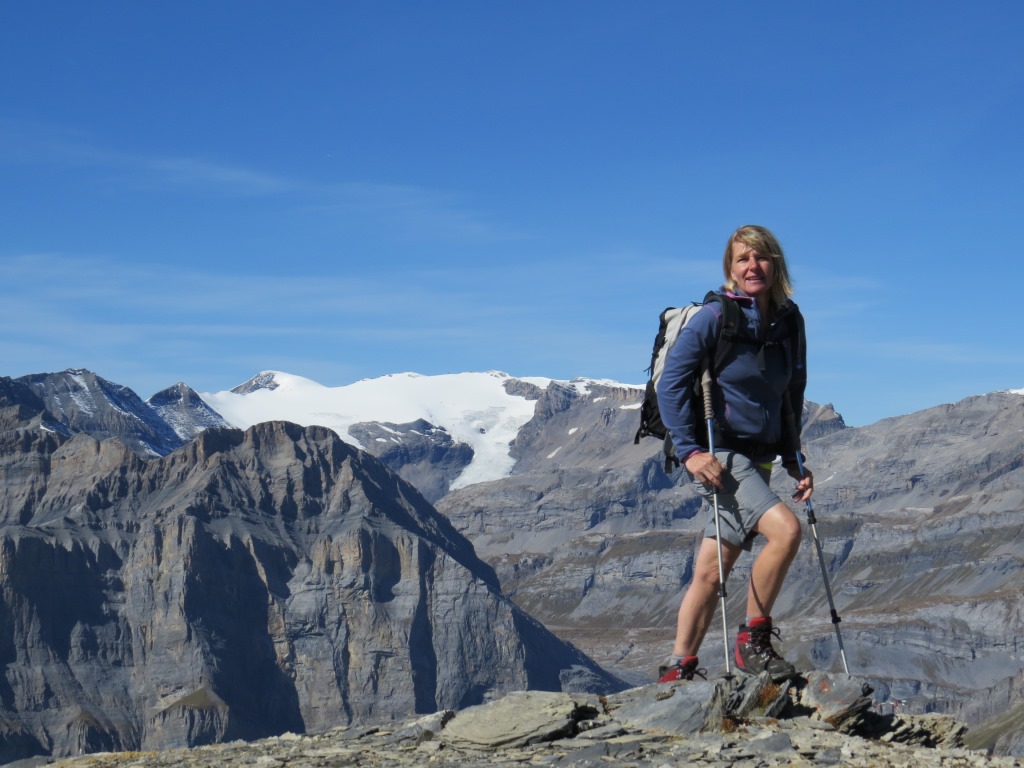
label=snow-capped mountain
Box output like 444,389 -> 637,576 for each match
148,381 -> 231,440
200,370 -> 634,489
15,369 -> 234,457
18,369 -> 187,457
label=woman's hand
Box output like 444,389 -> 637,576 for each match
684,451 -> 725,490
789,467 -> 814,502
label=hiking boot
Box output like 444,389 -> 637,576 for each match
734,617 -> 798,681
657,656 -> 707,683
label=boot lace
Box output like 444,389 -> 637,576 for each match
661,659 -> 708,681
682,660 -> 709,681
749,623 -> 784,660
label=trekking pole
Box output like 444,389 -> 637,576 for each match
794,452 -> 851,674
700,367 -> 733,679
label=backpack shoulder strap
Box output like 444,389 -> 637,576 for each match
702,291 -> 740,371
789,303 -> 806,355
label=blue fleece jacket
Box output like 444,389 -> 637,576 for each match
655,291 -> 806,465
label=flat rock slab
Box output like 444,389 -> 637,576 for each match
442,691 -> 600,749
602,679 -> 728,735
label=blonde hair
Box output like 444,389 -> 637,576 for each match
721,224 -> 794,308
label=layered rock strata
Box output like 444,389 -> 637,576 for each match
0,378 -> 622,761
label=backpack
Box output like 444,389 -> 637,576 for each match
633,291 -> 740,471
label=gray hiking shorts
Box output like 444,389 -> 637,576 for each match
688,450 -> 782,551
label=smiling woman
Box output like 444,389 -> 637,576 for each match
654,223 -> 811,684
723,226 -> 794,313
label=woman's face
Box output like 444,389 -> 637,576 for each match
730,241 -> 774,298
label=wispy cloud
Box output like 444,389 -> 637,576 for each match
143,156 -> 296,196
3,244 -> 623,397
0,119 -> 511,239
0,119 -> 296,196
0,253 -> 532,338
307,180 -> 523,243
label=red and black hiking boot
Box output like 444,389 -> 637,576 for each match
734,617 -> 798,681
657,656 -> 707,683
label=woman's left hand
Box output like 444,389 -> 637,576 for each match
789,467 -> 813,502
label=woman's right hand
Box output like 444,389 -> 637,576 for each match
684,451 -> 725,489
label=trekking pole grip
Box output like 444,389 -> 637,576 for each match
794,452 -> 818,523
700,366 -> 713,423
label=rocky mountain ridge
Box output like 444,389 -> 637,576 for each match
0,376 -> 622,763
15,369 -> 230,458
9,367 -> 1024,756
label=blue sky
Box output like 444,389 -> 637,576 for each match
2,2 -> 1022,427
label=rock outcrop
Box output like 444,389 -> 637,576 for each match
47,674 -> 1003,768
0,378 -> 623,762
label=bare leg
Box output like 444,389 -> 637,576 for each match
746,502 -> 802,619
672,536 -> 743,657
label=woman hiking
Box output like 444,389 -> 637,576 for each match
655,224 -> 813,683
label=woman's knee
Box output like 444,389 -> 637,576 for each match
692,564 -> 722,591
692,539 -> 739,586
758,505 -> 802,550
783,512 -> 802,546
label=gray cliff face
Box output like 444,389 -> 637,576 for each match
0,381 -> 623,761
